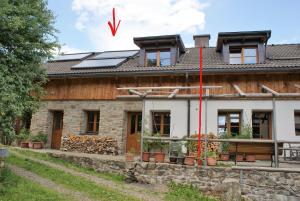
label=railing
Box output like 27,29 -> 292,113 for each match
142,136 -> 300,168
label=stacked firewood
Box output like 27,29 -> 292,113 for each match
190,133 -> 219,152
201,133 -> 220,152
61,134 -> 118,155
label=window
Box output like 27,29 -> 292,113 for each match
252,112 -> 272,139
229,47 -> 257,64
218,112 -> 241,136
152,112 -> 170,136
295,112 -> 300,136
129,112 -> 142,134
146,50 -> 171,67
86,111 -> 100,134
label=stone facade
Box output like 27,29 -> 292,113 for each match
47,151 -> 300,201
30,100 -> 142,153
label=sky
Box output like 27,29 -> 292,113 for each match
47,0 -> 300,54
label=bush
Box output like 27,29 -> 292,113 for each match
15,129 -> 31,142
30,132 -> 48,143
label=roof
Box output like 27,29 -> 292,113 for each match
46,44 -> 300,78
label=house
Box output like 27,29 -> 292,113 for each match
30,30 -> 300,157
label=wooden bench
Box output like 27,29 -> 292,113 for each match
228,142 -> 283,166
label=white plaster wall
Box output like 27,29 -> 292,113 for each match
145,99 -> 300,141
144,100 -> 188,138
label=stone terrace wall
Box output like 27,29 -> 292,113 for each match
48,152 -> 300,201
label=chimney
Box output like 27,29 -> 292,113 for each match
193,34 -> 210,48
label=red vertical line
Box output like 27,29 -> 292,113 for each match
112,8 -> 116,32
198,47 -> 203,162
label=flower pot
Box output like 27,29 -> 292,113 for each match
236,154 -> 244,162
31,142 -> 43,149
207,157 -> 217,166
154,152 -> 165,163
177,157 -> 185,165
184,156 -> 195,166
220,153 -> 230,161
142,152 -> 150,162
126,153 -> 135,162
246,154 -> 256,162
169,156 -> 177,164
20,142 -> 29,148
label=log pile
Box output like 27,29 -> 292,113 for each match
190,132 -> 220,152
201,133 -> 220,152
61,134 -> 118,155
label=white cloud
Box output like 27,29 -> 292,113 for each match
52,45 -> 87,56
71,0 -> 208,51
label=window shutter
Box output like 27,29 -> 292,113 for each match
258,43 -> 265,63
139,49 -> 145,66
222,44 -> 229,64
170,47 -> 177,66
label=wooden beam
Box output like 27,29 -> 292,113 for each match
260,85 -> 280,96
168,89 -> 179,99
232,84 -> 246,96
294,84 -> 300,89
118,86 -> 223,90
142,89 -> 152,97
128,89 -> 143,97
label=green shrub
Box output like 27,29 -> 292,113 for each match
15,129 -> 31,142
30,132 -> 48,143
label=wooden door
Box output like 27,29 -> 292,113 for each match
51,111 -> 63,149
126,112 -> 142,154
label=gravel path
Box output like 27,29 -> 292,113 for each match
11,150 -> 166,201
8,164 -> 93,201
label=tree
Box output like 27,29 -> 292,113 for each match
0,0 -> 58,144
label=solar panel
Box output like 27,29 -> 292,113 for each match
72,58 -> 126,69
51,53 -> 92,61
93,50 -> 138,59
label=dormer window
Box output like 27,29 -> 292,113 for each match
229,47 -> 257,64
145,50 -> 171,67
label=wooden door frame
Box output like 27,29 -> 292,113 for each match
51,110 -> 64,149
126,111 -> 142,153
252,111 -> 272,139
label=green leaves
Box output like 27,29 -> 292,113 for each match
0,0 -> 58,144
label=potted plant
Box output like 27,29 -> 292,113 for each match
17,129 -> 30,148
237,124 -> 255,162
142,141 -> 151,162
126,147 -> 136,162
30,131 -> 48,149
219,132 -> 230,161
152,133 -> 167,163
184,136 -> 197,166
207,151 -> 217,166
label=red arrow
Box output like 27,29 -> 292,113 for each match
108,8 -> 121,36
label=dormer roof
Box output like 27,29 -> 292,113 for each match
133,34 -> 185,53
216,30 -> 272,51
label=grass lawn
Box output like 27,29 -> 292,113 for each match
11,148 -> 124,183
0,167 -> 71,201
7,154 -> 139,201
165,182 -> 219,201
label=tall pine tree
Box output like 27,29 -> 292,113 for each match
0,0 -> 58,144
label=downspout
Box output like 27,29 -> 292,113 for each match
187,99 -> 190,137
140,98 -> 145,161
272,97 -> 279,168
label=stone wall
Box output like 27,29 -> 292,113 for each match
30,100 -> 142,153
48,151 -> 300,201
